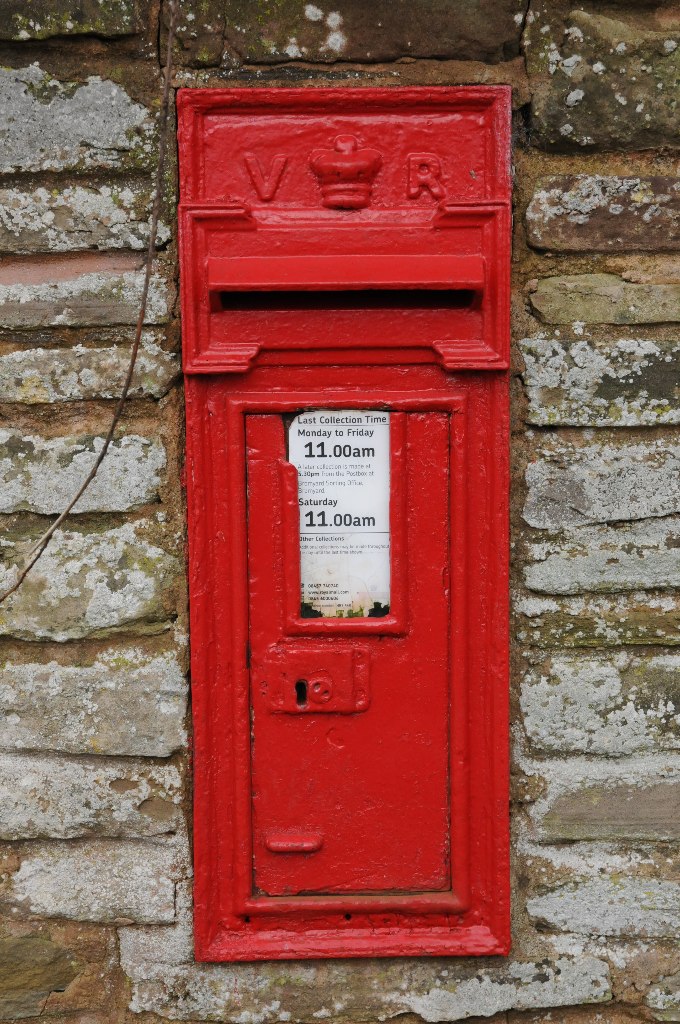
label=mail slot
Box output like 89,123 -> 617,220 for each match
179,87 -> 510,961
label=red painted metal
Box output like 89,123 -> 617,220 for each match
179,87 -> 511,962
248,411 -> 451,899
207,254 -> 485,291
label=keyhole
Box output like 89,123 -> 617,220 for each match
295,679 -> 308,706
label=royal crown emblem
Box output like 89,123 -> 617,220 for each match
310,134 -> 382,210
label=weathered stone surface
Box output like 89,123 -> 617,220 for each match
530,275 -> 680,326
0,520 -> 180,642
0,753 -> 181,840
647,972 -> 680,1022
516,593 -> 680,648
0,185 -> 170,255
526,176 -> 680,252
43,979 -> 122,1021
524,436 -> 680,531
527,878 -> 680,937
0,934 -> 78,1020
0,333 -> 179,403
173,54 -> 531,104
166,0 -> 226,67
123,953 -> 610,1022
0,643 -> 187,756
0,66 -> 156,174
521,652 -> 680,756
520,840 -> 675,889
0,269 -> 168,329
519,749 -> 680,843
172,0 -> 527,67
0,0 -> 143,40
510,1010 -> 640,1024
526,6 -> 680,151
541,779 -> 680,843
0,430 -> 165,514
119,880 -> 193,968
520,335 -> 680,426
2,841 -> 178,924
525,519 -> 680,595
27,922 -> 123,1020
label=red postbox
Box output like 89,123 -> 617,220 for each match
178,87 -> 510,961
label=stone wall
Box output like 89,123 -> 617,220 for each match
0,2 -> 678,1022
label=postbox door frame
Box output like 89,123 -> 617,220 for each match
186,367 -> 509,961
246,409 -> 454,900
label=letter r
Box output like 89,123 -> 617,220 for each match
407,153 -> 446,200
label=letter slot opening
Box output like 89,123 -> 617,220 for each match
217,289 -> 478,313
206,254 -> 486,359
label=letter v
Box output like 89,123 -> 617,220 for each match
244,153 -> 288,201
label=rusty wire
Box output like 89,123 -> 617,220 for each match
0,1 -> 179,606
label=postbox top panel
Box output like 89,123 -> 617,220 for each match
178,88 -> 511,373
178,87 -> 510,210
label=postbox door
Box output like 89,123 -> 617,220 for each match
246,411 -> 452,898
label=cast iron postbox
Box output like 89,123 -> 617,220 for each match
178,87 -> 510,962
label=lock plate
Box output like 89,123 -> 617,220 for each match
256,644 -> 370,714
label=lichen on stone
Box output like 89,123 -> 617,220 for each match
0,66 -> 157,173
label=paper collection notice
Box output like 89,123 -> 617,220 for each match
288,410 -> 390,618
